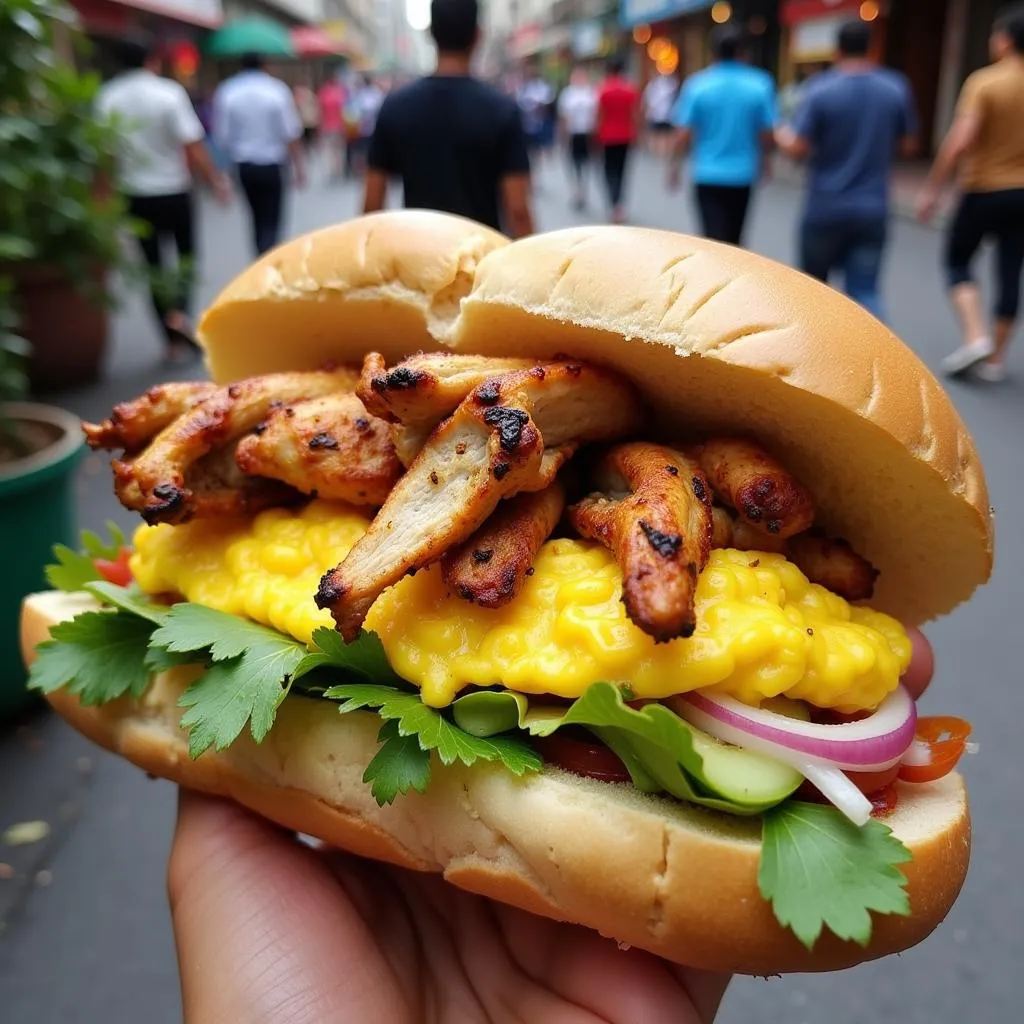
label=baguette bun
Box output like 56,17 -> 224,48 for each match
22,590 -> 971,976
198,215 -> 992,625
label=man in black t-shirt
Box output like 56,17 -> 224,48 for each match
363,0 -> 534,237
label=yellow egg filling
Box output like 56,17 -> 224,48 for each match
130,500 -> 911,713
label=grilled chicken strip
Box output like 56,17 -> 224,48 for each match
318,363 -> 643,640
569,443 -> 714,642
442,480 -> 566,608
234,394 -> 401,506
358,352 -> 556,467
697,437 -> 815,539
711,506 -> 878,601
83,381 -> 219,453
117,369 -> 357,524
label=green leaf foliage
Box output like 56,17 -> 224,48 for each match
363,721 -> 432,805
28,610 -> 153,704
759,802 -> 913,949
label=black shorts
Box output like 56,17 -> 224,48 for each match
570,133 -> 591,164
649,121 -> 674,134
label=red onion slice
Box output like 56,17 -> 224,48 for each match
671,685 -> 916,773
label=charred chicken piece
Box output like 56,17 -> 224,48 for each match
318,362 -> 643,640
442,480 -> 566,608
697,437 -> 815,540
569,443 -> 713,642
116,369 -> 357,524
358,352 -> 558,468
83,381 -> 219,453
711,506 -> 878,602
234,394 -> 402,506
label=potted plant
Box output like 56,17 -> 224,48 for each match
0,280 -> 83,720
0,0 -> 131,391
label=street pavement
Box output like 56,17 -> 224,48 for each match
1,150 -> 1021,1024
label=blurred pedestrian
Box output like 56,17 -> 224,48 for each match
318,74 -> 346,180
364,0 -> 533,238
668,27 -> 776,247
214,53 -> 306,256
517,63 -> 554,160
97,37 -> 229,364
350,75 -> 385,176
917,5 -> 1024,382
596,56 -> 640,224
643,71 -> 679,157
777,19 -> 918,321
293,81 -> 320,153
558,67 -> 597,210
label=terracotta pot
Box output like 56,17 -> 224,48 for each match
8,263 -> 109,392
0,402 -> 84,721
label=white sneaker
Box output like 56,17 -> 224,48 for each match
941,338 -> 996,376
973,360 -> 1006,383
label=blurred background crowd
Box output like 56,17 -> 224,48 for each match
2,1 -> 1023,1023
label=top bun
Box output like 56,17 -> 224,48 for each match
197,210 -> 509,383
199,214 -> 993,625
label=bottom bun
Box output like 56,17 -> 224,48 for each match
21,590 -> 970,974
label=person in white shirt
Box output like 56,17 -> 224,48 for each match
643,72 -> 680,156
557,68 -> 598,210
214,53 -> 306,256
97,39 -> 228,363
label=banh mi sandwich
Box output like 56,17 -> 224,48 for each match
21,211 -> 992,975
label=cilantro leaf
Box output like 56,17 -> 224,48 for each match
151,604 -> 308,757
363,721 -> 432,804
80,522 -> 126,560
324,682 -> 542,804
759,802 -> 912,949
294,627 -> 403,684
28,611 -> 153,704
84,581 -> 169,625
45,544 -> 103,592
45,523 -> 126,592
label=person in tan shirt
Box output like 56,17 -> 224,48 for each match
918,5 -> 1024,382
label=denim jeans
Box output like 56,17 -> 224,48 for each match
800,217 -> 887,321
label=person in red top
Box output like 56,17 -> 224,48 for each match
596,56 -> 641,223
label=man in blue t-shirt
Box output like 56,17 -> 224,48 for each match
777,20 -> 918,321
668,27 -> 777,246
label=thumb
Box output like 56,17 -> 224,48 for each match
168,789 -> 402,1024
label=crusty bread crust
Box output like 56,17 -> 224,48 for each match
22,591 -> 971,975
197,216 -> 991,625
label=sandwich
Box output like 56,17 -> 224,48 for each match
20,210 -> 992,974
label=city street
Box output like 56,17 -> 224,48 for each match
1,150 -> 1020,1024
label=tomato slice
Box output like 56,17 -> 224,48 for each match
534,733 -> 632,784
846,764 -> 900,795
898,716 -> 972,784
94,546 -> 133,587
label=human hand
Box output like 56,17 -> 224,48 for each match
667,163 -> 682,193
213,174 -> 232,206
168,628 -> 934,1024
915,187 -> 940,224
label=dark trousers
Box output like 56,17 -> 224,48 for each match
801,217 -> 887,321
569,133 -> 591,192
237,162 -> 285,256
126,191 -> 195,344
603,143 -> 630,208
694,184 -> 752,246
946,188 -> 1024,320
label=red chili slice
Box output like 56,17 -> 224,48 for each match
94,547 -> 133,587
898,716 -> 972,784
534,734 -> 632,784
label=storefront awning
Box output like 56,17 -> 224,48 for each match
780,0 -> 864,26
74,0 -> 224,29
619,0 -> 712,30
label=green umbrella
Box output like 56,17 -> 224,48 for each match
205,17 -> 296,58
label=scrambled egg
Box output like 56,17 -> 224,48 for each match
130,500 -> 911,713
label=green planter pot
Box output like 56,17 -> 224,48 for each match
0,403 -> 83,721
